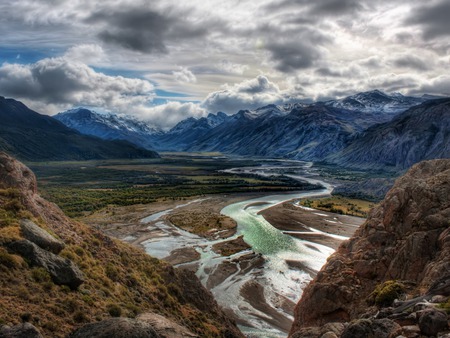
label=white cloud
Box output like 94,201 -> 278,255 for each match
138,101 -> 206,129
202,75 -> 288,113
172,67 -> 197,83
0,57 -> 154,113
216,60 -> 249,75
64,44 -> 107,65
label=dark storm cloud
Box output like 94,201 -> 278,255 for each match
266,41 -> 321,72
265,0 -> 365,17
309,0 -> 365,16
257,24 -> 331,73
406,0 -> 450,40
393,55 -> 430,71
87,7 -> 210,53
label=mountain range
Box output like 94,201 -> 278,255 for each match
0,97 -> 159,161
51,90 -> 449,170
1,90 -> 448,167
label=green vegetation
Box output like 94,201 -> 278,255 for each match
368,280 -> 405,307
28,154 -> 320,217
300,195 -> 374,217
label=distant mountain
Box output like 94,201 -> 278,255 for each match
54,108 -> 161,150
0,97 -> 159,161
327,98 -> 450,169
155,90 -> 427,158
324,89 -> 425,116
154,112 -> 230,151
182,92 -> 427,160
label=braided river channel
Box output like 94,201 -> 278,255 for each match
140,160 -> 356,337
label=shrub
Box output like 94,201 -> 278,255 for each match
0,248 -> 20,269
31,267 -> 52,283
368,280 -> 405,307
107,304 -> 122,317
73,311 -> 88,323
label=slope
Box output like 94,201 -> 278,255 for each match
0,152 -> 242,337
0,97 -> 159,161
328,98 -> 450,170
54,108 -> 161,151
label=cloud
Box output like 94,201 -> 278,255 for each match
216,60 -> 249,75
415,75 -> 450,96
393,55 -> 430,71
203,75 -> 287,113
86,6 -> 210,53
63,44 -> 107,64
406,0 -> 450,40
0,57 -> 154,112
257,25 -> 331,73
308,0 -> 365,17
139,101 -> 206,129
173,67 -> 197,83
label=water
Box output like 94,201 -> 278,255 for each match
141,160 -> 336,337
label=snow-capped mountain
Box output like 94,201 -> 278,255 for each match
327,98 -> 450,169
54,108 -> 161,150
324,89 -> 425,116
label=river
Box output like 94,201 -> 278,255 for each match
141,160 -> 340,337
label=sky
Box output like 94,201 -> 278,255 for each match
0,0 -> 449,128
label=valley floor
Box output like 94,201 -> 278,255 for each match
81,191 -> 365,336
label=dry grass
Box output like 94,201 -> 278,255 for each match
168,211 -> 237,239
0,192 -> 235,337
299,195 -> 375,217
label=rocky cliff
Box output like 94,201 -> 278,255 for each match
0,152 -> 243,337
289,159 -> 450,337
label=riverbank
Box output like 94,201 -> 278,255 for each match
260,200 -> 364,250
80,189 -> 365,337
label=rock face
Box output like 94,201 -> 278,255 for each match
19,219 -> 65,254
289,159 -> 450,336
67,318 -> 160,338
0,323 -> 43,338
6,239 -> 85,289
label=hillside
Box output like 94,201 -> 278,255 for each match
0,97 -> 159,161
0,152 -> 242,337
54,108 -> 161,151
289,159 -> 450,337
328,99 -> 450,170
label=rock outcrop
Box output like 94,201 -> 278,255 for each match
0,322 -> 43,338
289,159 -> 450,337
19,219 -> 65,254
67,318 -> 160,338
6,239 -> 85,289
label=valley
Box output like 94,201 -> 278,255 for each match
30,153 -> 370,337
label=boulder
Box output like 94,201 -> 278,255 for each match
418,308 -> 448,336
20,219 -> 65,254
0,322 -> 43,338
136,313 -> 198,337
67,318 -> 161,338
320,333 -> 338,338
6,240 -> 84,289
341,318 -> 401,338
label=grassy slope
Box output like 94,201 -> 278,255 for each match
0,185 -> 241,337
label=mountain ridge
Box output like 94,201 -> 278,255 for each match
0,97 -> 159,161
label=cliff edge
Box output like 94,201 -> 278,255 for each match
290,159 -> 450,337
